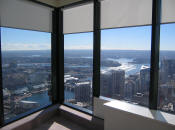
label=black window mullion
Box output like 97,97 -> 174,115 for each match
149,0 -> 161,109
0,27 -> 4,126
93,0 -> 101,97
57,8 -> 64,104
51,9 -> 59,104
52,8 -> 64,104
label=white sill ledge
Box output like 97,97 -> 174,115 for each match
104,100 -> 175,127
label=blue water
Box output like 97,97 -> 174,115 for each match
23,90 -> 75,106
5,91 -> 52,123
22,91 -> 51,107
65,65 -> 90,68
19,58 -> 148,116
105,58 -> 150,76
64,90 -> 75,100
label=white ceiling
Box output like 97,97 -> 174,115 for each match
35,0 -> 83,7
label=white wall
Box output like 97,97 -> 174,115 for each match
93,97 -> 175,130
93,97 -> 115,119
104,105 -> 175,130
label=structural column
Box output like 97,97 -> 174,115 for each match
93,0 -> 101,97
149,0 -> 161,109
52,8 -> 64,104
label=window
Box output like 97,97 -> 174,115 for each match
100,26 -> 151,106
1,27 -> 52,122
158,23 -> 175,114
0,1 -> 175,126
64,32 -> 93,113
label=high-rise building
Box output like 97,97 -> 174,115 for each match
75,82 -> 91,103
100,72 -> 112,97
160,59 -> 175,84
124,80 -> 136,99
140,65 -> 150,93
126,75 -> 139,95
111,69 -> 125,98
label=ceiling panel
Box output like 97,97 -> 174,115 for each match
35,0 -> 83,7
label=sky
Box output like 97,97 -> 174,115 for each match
1,28 -> 51,51
1,23 -> 175,51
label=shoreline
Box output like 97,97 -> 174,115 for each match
14,88 -> 49,103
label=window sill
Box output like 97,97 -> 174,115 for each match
104,100 -> 175,127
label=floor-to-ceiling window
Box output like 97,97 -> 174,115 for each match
64,32 -> 93,112
157,0 -> 175,114
1,27 -> 52,122
63,2 -> 94,113
99,0 -> 152,107
100,26 -> 151,106
158,23 -> 175,114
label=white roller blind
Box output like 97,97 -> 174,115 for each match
161,0 -> 175,23
0,0 -> 53,32
101,0 -> 152,29
63,3 -> 93,34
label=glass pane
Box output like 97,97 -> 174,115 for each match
1,27 -> 52,122
64,33 -> 93,113
158,23 -> 175,114
100,26 -> 151,107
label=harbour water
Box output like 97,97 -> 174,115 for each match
22,90 -> 75,106
102,58 -> 150,76
22,91 -> 52,108
22,58 -> 149,110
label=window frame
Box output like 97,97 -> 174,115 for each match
45,0 -> 163,115
0,27 -> 4,126
0,27 -> 53,126
2,0 -> 174,127
54,0 -> 162,113
149,0 -> 161,109
60,0 -> 98,114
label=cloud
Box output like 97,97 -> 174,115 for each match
1,43 -> 51,51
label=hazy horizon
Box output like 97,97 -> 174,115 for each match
1,23 -> 175,50
2,49 -> 175,51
